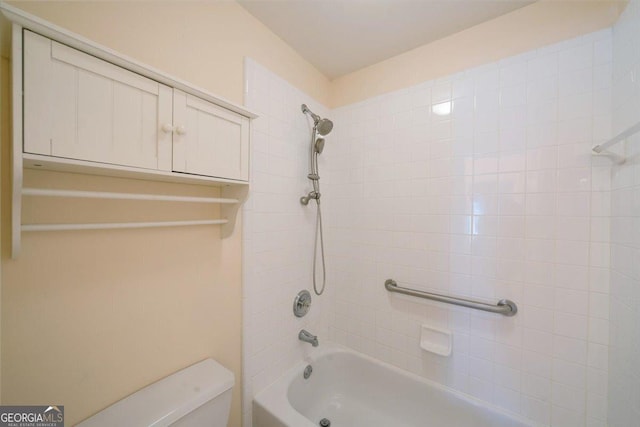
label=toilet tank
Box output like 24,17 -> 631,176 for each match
77,359 -> 234,427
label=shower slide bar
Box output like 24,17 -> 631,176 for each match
384,279 -> 518,317
592,119 -> 640,164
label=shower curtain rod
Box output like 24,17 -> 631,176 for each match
384,279 -> 518,317
592,119 -> 640,164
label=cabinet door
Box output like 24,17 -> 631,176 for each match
23,30 -> 173,171
172,90 -> 249,181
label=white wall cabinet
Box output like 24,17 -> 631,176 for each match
3,1 -> 258,258
22,29 -> 250,182
172,90 -> 249,181
24,30 -> 174,172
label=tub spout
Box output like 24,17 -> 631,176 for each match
299,329 -> 319,347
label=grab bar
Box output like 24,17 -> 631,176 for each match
384,279 -> 517,317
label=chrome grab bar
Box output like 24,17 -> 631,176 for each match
384,279 -> 517,317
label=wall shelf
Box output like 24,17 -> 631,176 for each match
2,4 -> 254,258
23,153 -> 249,187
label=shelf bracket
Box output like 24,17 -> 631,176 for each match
221,185 -> 248,238
11,23 -> 23,259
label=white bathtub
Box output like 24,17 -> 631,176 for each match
253,344 -> 536,427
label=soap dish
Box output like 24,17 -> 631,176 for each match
420,324 -> 452,357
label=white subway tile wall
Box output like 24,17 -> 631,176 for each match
242,58 -> 330,427
323,30 -> 613,427
244,8 -> 640,425
609,0 -> 640,425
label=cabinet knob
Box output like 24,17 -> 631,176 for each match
175,125 -> 187,135
161,123 -> 174,133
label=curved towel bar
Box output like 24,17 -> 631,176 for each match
384,279 -> 517,317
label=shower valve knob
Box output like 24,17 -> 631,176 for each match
294,290 -> 312,317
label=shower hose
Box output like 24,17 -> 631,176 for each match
313,199 -> 326,296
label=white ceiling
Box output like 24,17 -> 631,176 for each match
238,0 -> 536,79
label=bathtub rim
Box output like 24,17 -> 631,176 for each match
253,342 -> 541,427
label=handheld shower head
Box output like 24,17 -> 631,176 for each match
315,137 -> 325,154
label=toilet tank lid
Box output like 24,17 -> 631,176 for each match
77,359 -> 234,427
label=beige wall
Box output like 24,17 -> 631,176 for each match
1,172 -> 243,427
0,52 -> 8,408
330,0 -> 626,107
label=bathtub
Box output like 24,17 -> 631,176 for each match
253,344 -> 536,427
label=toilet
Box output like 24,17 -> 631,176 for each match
77,359 -> 234,426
